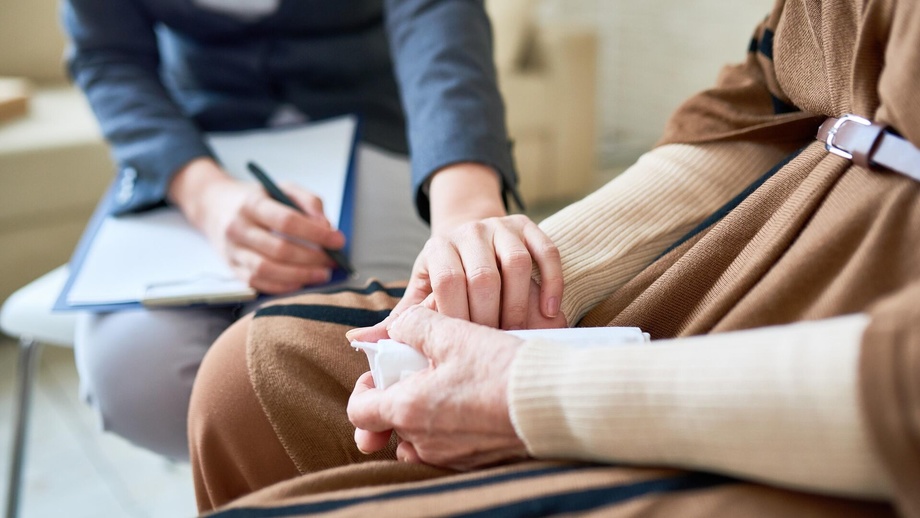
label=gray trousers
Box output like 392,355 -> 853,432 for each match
74,145 -> 430,460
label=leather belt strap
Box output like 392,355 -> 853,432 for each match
816,114 -> 920,182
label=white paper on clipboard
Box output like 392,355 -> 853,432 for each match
59,115 -> 357,310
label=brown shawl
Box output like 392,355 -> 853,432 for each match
581,0 -> 920,515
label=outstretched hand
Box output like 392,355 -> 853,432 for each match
347,306 -> 530,470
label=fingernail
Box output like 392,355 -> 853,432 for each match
316,269 -> 332,283
354,430 -> 370,454
546,297 -> 560,318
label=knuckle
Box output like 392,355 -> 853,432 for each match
233,267 -> 252,285
391,396 -> 420,430
538,242 -> 561,261
500,248 -> 533,270
466,266 -> 499,290
459,220 -> 488,239
224,220 -> 243,241
544,241 -> 561,257
277,213 -> 299,235
269,240 -> 291,260
244,190 -> 264,211
509,214 -> 530,225
425,235 -> 448,250
408,275 -> 433,294
504,301 -> 528,317
250,257 -> 269,277
430,268 -> 464,291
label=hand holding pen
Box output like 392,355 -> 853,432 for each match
247,161 -> 356,277
169,156 -> 349,294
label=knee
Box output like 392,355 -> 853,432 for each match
188,314 -> 257,454
189,314 -> 301,511
75,310 -> 220,459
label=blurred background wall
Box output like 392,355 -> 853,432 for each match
539,0 -> 774,167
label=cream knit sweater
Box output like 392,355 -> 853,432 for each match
512,143 -> 890,499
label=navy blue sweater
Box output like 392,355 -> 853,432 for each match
63,0 -> 518,220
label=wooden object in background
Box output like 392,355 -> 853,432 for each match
0,77 -> 31,122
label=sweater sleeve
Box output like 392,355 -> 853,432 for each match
383,0 -> 520,222
63,0 -> 213,214
536,141 -> 797,325
508,314 -> 891,500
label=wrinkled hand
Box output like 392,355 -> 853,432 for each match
347,306 -> 530,470
170,158 -> 346,294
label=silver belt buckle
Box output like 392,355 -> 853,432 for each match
825,114 -> 871,160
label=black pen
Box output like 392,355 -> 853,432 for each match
246,161 -> 356,277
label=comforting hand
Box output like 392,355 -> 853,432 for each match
347,306 -> 530,470
403,214 -> 564,329
348,274 -> 566,344
398,163 -> 565,330
169,158 -> 346,294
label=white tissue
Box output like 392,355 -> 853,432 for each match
350,339 -> 429,390
351,327 -> 649,390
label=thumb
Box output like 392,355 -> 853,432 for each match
345,316 -> 392,343
345,286 -> 420,343
399,257 -> 434,311
386,306 -> 472,362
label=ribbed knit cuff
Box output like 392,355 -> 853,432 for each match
508,315 -> 890,499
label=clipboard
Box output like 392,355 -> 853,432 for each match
54,115 -> 360,311
141,274 -> 258,307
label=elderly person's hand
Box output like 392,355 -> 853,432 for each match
347,306 -> 533,470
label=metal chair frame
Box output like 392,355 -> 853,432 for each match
5,336 -> 44,518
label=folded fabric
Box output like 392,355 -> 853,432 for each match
351,326 -> 649,390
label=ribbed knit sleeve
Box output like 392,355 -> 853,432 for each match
508,314 -> 890,499
537,141 -> 795,325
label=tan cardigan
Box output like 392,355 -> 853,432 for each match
514,0 -> 920,516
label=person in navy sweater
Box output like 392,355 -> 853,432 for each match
64,0 -> 563,459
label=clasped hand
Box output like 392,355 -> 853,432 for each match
346,207 -> 568,469
347,306 -> 532,470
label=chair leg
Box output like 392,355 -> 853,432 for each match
5,337 -> 44,518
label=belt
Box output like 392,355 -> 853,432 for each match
816,114 -> 920,182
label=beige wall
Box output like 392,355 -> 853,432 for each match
539,0 -> 775,167
0,0 -> 68,82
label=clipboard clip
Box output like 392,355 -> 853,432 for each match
142,274 -> 257,307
